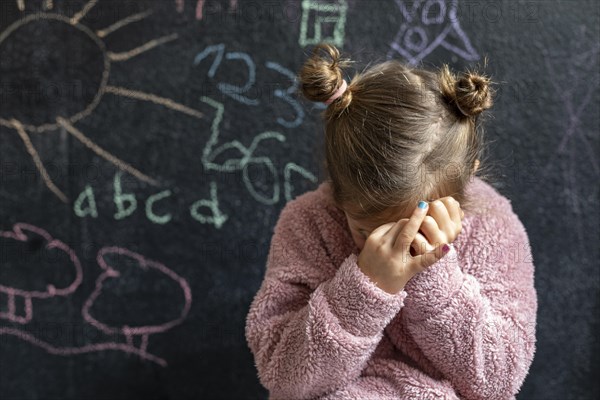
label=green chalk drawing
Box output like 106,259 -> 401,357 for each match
70,95 -> 317,226
74,184 -> 98,218
190,181 -> 228,229
299,0 -> 348,48
283,162 -> 318,201
199,96 -> 286,205
241,132 -> 286,205
201,96 -> 229,171
146,190 -> 173,224
113,171 -> 137,220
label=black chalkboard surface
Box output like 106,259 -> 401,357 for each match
0,1 -> 598,399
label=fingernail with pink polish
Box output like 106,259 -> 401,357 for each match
442,244 -> 450,253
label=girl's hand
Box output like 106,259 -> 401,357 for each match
411,197 -> 464,256
357,202 -> 451,295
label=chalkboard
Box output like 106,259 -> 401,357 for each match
0,0 -> 598,399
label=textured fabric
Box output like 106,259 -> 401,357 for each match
245,177 -> 538,400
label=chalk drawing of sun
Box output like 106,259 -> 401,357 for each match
0,0 -> 204,203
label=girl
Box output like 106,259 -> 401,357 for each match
245,44 -> 538,400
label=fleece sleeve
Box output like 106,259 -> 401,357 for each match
245,202 -> 409,399
400,209 -> 538,400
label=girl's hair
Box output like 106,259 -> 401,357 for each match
299,43 -> 496,222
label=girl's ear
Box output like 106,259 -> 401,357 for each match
472,159 -> 480,174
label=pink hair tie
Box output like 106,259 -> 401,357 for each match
324,80 -> 347,105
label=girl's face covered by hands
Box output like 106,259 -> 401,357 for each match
345,209 -> 407,252
344,197 -> 465,253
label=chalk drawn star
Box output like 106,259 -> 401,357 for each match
538,26 -> 599,253
541,46 -> 599,177
387,0 -> 479,65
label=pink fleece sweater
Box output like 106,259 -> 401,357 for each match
245,176 -> 538,400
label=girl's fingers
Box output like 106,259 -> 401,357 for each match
368,221 -> 397,241
411,232 -> 433,256
391,201 -> 429,251
441,197 -> 461,225
427,199 -> 454,233
415,242 -> 451,272
380,217 -> 405,244
378,210 -> 411,244
418,216 -> 444,246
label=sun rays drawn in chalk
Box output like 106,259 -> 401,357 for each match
0,0 -> 205,203
0,222 -> 192,367
387,0 -> 479,65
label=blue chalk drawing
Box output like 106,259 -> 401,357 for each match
193,45 -> 259,105
265,61 -> 305,128
193,44 -> 226,78
217,52 -> 259,105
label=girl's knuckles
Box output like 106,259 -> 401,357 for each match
423,215 -> 436,224
398,231 -> 413,242
431,200 -> 443,209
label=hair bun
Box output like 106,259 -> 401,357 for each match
439,64 -> 493,118
299,43 -> 351,108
